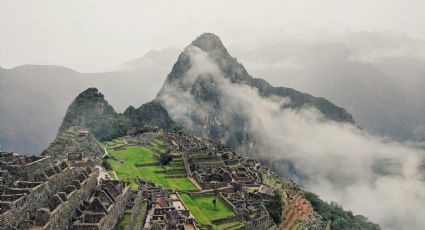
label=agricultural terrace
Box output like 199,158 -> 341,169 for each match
106,138 -> 197,191
180,194 -> 243,230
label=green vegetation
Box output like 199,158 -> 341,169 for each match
107,144 -> 196,190
101,158 -> 112,170
264,192 -> 283,224
132,201 -> 148,230
180,194 -> 237,229
151,139 -> 166,153
216,221 -> 244,230
59,88 -> 130,142
113,213 -> 132,230
305,192 -> 380,230
136,166 -> 196,190
106,137 -> 126,147
108,171 -> 118,179
123,101 -> 177,132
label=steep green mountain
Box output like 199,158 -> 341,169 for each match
157,33 -> 355,151
58,88 -> 130,141
123,100 -> 177,131
59,88 -> 176,141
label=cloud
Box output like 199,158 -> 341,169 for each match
159,45 -> 425,229
229,32 -> 425,141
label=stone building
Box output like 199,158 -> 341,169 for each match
0,151 -> 139,230
0,152 -> 99,230
71,180 -> 132,230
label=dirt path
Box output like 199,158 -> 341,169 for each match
188,177 -> 203,190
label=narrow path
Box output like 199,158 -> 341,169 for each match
102,147 -> 109,158
96,165 -> 108,181
188,177 -> 203,190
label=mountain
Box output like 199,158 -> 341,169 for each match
58,87 -> 176,142
1,32 -> 424,154
58,88 -> 130,141
228,32 -> 425,140
0,48 -> 176,154
157,33 -> 355,152
123,100 -> 176,131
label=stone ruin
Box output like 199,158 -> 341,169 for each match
154,133 -> 277,229
71,179 -> 137,230
139,180 -> 196,230
0,151 -> 143,230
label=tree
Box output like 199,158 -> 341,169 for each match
265,191 -> 283,224
304,191 -> 380,230
101,158 -> 112,171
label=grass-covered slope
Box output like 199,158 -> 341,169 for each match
105,139 -> 196,190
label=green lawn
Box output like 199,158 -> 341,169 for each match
107,145 -> 197,190
180,194 -> 236,229
151,139 -> 166,154
137,166 -> 196,190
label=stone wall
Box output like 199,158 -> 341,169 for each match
99,184 -> 132,230
3,156 -> 53,182
245,214 -> 273,230
0,166 -> 99,229
125,190 -> 144,230
1,166 -> 74,226
211,214 -> 242,225
40,168 -> 99,230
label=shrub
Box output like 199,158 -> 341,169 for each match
101,158 -> 112,171
265,191 -> 283,224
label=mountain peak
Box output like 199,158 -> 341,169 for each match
191,33 -> 226,53
58,87 -> 130,140
78,87 -> 102,98
158,33 -> 355,151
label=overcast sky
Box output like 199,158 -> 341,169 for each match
1,0 -> 425,72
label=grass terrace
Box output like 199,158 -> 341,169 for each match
180,194 -> 241,230
105,137 -> 126,147
150,139 -> 167,154
106,139 -> 197,191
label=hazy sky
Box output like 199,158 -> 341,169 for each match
1,0 -> 425,72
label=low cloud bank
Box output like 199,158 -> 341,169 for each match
159,46 -> 425,229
